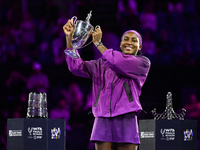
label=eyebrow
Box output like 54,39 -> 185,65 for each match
124,36 -> 137,39
132,37 -> 137,39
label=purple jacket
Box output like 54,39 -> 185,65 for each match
65,49 -> 151,118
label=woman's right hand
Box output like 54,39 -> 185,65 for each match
63,18 -> 75,48
63,18 -> 74,38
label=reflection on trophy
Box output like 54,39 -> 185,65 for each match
26,92 -> 48,118
64,10 -> 99,59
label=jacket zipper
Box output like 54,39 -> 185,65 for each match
110,73 -> 116,117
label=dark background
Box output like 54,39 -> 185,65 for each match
1,0 -> 200,149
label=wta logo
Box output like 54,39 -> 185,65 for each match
160,128 -> 175,141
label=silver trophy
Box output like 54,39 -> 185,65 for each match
26,92 -> 48,118
64,10 -> 99,58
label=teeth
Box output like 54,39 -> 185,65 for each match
125,47 -> 132,50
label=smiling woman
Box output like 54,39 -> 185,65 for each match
63,19 -> 151,150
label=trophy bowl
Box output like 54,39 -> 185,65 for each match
64,11 -> 99,59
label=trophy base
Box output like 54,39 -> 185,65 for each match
64,49 -> 79,59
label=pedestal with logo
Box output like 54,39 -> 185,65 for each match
139,92 -> 197,150
139,119 -> 197,150
7,118 -> 66,150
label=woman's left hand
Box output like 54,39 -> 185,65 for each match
92,26 -> 102,46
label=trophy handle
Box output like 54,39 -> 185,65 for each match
71,16 -> 77,25
94,25 -> 100,30
79,25 -> 101,49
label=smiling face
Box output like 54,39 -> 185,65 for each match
120,32 -> 142,56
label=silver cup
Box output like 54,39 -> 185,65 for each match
26,92 -> 48,118
64,10 -> 99,58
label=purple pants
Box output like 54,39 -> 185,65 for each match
90,112 -> 140,144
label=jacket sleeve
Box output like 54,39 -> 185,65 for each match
65,51 -> 99,78
101,49 -> 151,79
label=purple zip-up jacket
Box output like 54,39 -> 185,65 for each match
65,49 -> 151,118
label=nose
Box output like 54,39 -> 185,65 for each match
127,39 -> 133,45
127,41 -> 133,45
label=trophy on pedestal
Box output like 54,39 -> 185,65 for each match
64,10 -> 99,58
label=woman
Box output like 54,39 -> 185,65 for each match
63,18 -> 151,150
